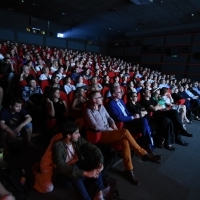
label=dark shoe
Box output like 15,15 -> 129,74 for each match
145,148 -> 154,155
180,130 -> 193,137
175,138 -> 188,146
125,170 -> 140,185
164,145 -> 176,151
141,154 -> 162,164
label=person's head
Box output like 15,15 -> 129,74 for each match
129,81 -> 134,87
60,121 -> 80,142
114,76 -> 120,82
160,87 -> 168,96
27,76 -> 37,88
26,60 -> 33,67
77,76 -> 83,83
4,57 -> 11,64
88,91 -> 103,105
65,76 -> 71,84
129,92 -> 138,102
74,67 -> 79,73
110,86 -> 123,100
52,60 -> 58,67
184,83 -> 189,90
76,87 -> 85,98
52,75 -> 60,84
141,88 -> 151,98
91,76 -> 98,84
49,87 -> 60,101
104,75 -> 110,82
42,66 -> 49,74
122,76 -> 128,82
58,66 -> 64,73
85,68 -> 90,75
9,98 -> 23,113
23,65 -> 30,74
174,88 -> 179,93
151,88 -> 160,98
179,86 -> 184,92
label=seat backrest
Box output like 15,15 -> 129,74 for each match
176,99 -> 185,105
101,87 -> 110,98
108,71 -> 115,78
68,91 -> 75,107
59,90 -> 68,107
40,80 -> 50,93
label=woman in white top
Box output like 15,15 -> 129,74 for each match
160,87 -> 190,124
39,67 -> 52,81
75,76 -> 87,90
35,59 -> 45,72
64,76 -> 76,94
50,60 -> 59,73
55,67 -> 66,80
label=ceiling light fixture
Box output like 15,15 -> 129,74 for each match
191,13 -> 194,16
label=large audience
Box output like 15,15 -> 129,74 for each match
0,40 -> 200,200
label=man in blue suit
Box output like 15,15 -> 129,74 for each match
107,85 -> 154,153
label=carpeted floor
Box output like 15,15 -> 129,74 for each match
0,120 -> 200,200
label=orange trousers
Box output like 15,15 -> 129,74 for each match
99,129 -> 147,171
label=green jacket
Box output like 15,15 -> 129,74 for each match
52,137 -> 104,179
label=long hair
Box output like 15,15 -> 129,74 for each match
48,87 -> 60,102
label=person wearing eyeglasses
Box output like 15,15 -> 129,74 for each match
107,86 -> 155,154
127,91 -> 176,151
85,91 -> 162,186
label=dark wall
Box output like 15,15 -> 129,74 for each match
0,9 -> 107,55
109,33 -> 200,81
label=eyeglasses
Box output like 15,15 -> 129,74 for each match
116,90 -> 124,94
94,96 -> 103,99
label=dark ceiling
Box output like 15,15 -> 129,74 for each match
1,0 -> 200,40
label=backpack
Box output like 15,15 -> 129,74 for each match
0,165 -> 30,200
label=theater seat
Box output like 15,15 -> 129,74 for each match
40,80 -> 50,93
176,99 -> 185,105
115,121 -> 142,140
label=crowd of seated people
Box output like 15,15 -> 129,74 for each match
0,40 -> 200,199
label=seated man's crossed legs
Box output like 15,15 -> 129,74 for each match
98,128 -> 162,185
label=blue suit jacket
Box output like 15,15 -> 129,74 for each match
107,99 -> 133,122
179,91 -> 191,99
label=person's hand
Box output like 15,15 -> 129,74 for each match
134,114 -> 140,118
111,123 -> 118,130
46,98 -> 53,104
96,163 -> 104,172
84,169 -> 101,178
20,72 -> 25,77
14,125 -> 22,134
7,129 -> 17,139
